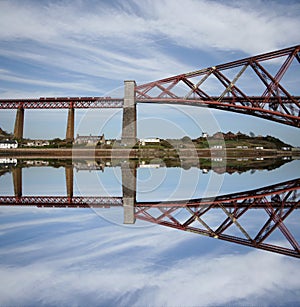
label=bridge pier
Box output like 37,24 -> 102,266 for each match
65,166 -> 73,198
66,107 -> 74,141
13,107 -> 24,140
121,80 -> 136,147
121,161 -> 136,224
12,167 -> 22,198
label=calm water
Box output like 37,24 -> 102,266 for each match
0,157 -> 299,306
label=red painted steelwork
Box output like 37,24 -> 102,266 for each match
136,45 -> 300,127
137,178 -> 299,207
0,97 -> 124,109
0,196 -> 123,207
0,178 -> 298,208
135,178 -> 300,258
0,178 -> 299,257
1,46 -> 299,126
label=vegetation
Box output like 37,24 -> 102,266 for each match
0,126 -> 293,151
0,128 -> 12,140
193,131 -> 292,150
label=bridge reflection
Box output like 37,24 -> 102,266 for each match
136,178 -> 299,259
0,160 -> 299,258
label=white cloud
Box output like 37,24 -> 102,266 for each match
145,0 -> 300,54
0,0 -> 299,92
0,69 -> 100,92
1,0 -> 299,51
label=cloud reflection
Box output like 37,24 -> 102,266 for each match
0,208 -> 299,306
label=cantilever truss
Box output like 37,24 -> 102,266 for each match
136,178 -> 300,258
136,45 -> 300,127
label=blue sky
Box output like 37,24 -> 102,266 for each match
0,0 -> 299,145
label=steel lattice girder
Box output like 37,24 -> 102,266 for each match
135,178 -> 300,258
0,196 -> 123,207
136,178 -> 300,207
0,98 -> 124,109
0,46 -> 299,125
0,178 -> 298,208
0,178 -> 299,257
136,45 -> 300,127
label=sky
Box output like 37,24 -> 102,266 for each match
0,0 -> 299,145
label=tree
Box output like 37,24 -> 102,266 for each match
181,136 -> 192,143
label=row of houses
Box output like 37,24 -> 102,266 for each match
0,139 -> 51,148
25,140 -> 50,147
0,135 -> 293,151
74,134 -> 113,146
0,140 -> 18,149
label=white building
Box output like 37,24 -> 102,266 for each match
139,138 -> 160,146
0,140 -> 18,149
212,157 -> 223,162
139,161 -> 161,168
0,158 -> 17,165
212,145 -> 223,149
74,134 -> 105,146
25,140 -> 50,147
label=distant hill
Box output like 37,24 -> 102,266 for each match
193,131 -> 293,149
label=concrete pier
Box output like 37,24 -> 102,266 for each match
13,108 -> 24,140
121,161 -> 136,224
12,167 -> 22,197
121,80 -> 136,147
65,166 -> 73,198
66,107 -> 74,141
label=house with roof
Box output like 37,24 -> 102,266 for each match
74,134 -> 105,146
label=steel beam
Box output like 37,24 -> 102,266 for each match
135,45 -> 300,128
135,179 -> 300,258
0,98 -> 124,109
0,196 -> 123,207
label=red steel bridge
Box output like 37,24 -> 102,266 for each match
0,45 -> 299,141
0,178 -> 299,258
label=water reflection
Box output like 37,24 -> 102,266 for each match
0,157 -> 299,256
0,157 -> 299,306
